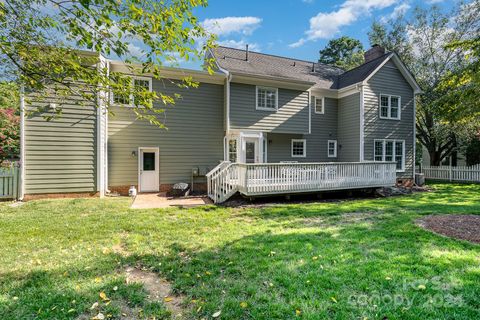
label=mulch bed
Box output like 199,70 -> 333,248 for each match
417,215 -> 480,244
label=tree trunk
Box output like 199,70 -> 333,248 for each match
429,150 -> 442,166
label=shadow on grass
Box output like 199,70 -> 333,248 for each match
0,254 -> 169,320
138,208 -> 480,319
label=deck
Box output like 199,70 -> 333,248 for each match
207,161 -> 397,203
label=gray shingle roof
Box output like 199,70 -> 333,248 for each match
332,52 -> 393,89
212,46 -> 393,90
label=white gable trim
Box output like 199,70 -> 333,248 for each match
362,53 -> 422,94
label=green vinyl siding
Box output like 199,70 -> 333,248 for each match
267,97 -> 338,162
363,64 -> 415,178
230,83 -> 309,134
337,93 -> 360,162
24,96 -> 97,194
108,80 -> 224,187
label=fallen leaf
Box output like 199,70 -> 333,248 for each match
295,309 -> 302,316
12,296 -> 18,301
240,301 -> 248,308
164,297 -> 173,302
331,297 -> 338,303
94,277 -> 102,283
312,256 -> 318,260
212,310 -> 221,318
113,286 -> 118,291
67,308 -> 75,313
90,302 -> 99,310
417,284 -> 426,290
385,277 -> 392,280
92,312 -> 105,320
99,292 -> 109,301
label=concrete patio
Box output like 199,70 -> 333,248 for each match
131,192 -> 212,209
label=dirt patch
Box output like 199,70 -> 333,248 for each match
417,214 -> 480,244
126,267 -> 186,318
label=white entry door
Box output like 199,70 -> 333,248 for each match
138,147 -> 159,192
244,138 -> 259,163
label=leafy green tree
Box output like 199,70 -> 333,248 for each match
368,1 -> 480,166
0,82 -> 19,162
319,36 -> 364,70
0,0 -> 216,127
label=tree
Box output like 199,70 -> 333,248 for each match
0,0 -> 216,127
319,36 -> 364,70
368,1 -> 480,166
0,82 -> 19,162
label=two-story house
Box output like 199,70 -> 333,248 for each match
20,45 -> 420,202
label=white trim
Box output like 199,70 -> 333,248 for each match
255,86 -> 278,111
313,96 -> 325,114
308,90 -> 311,134
359,86 -> 365,161
378,94 -> 401,120
109,58 -> 226,85
413,96 -> 417,173
19,86 -> 25,200
374,139 -> 405,172
337,83 -> 361,98
226,73 -> 232,132
138,147 -> 160,192
327,140 -> 337,158
263,134 -> 268,163
291,139 -> 306,158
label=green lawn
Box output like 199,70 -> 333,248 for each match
1,183 -> 479,319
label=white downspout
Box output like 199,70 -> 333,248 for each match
19,86 -> 25,200
358,83 -> 365,162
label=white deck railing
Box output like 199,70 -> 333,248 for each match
207,162 -> 397,203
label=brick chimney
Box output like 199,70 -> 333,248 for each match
364,44 -> 386,63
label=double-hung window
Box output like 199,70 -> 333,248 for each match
379,94 -> 401,120
111,76 -> 152,107
313,96 -> 324,114
256,86 -> 278,111
291,139 -> 306,158
327,140 -> 337,158
374,139 -> 405,171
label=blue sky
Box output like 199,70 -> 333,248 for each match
175,0 -> 456,68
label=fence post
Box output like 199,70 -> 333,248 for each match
449,164 -> 453,182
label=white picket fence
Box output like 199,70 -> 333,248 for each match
419,164 -> 480,183
0,162 -> 20,200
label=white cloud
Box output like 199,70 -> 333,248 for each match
380,2 -> 411,23
302,0 -> 315,3
126,43 -> 144,57
217,39 -> 261,52
290,0 -> 397,47
426,0 -> 444,4
202,17 -> 262,36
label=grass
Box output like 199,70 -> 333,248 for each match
0,183 -> 479,319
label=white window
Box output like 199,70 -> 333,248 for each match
374,139 -> 405,171
379,94 -> 401,120
291,139 -> 306,158
228,139 -> 237,162
256,86 -> 278,111
327,140 -> 337,158
314,96 -> 324,114
111,76 -> 152,107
